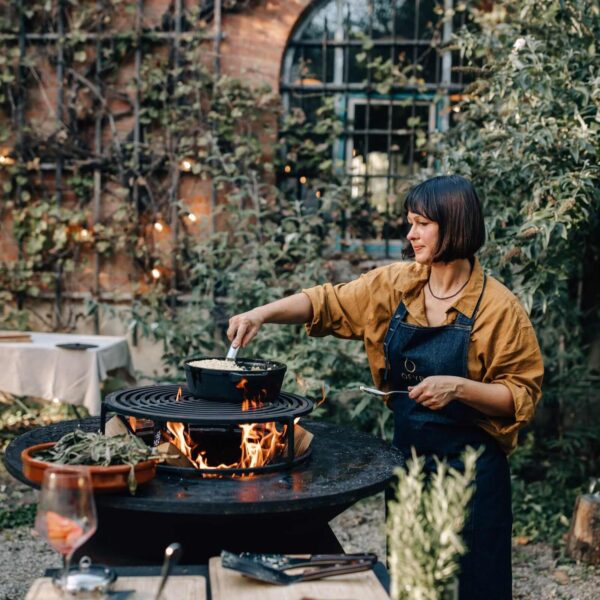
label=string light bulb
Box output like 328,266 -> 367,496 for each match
299,176 -> 307,185
151,268 -> 161,280
315,191 -> 321,198
284,165 -> 291,173
80,228 -> 90,240
154,221 -> 164,232
187,213 -> 197,223
180,159 -> 193,172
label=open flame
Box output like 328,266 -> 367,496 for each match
164,420 -> 288,473
235,377 -> 267,411
176,386 -> 183,402
160,380 -> 311,475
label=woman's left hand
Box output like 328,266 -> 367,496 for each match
408,376 -> 463,410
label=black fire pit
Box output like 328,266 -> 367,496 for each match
5,388 -> 403,565
101,385 -> 314,476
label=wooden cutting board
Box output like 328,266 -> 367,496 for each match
25,575 -> 205,599
209,556 -> 390,600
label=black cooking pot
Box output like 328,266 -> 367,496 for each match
183,357 -> 287,402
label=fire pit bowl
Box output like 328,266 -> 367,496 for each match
5,416 -> 404,565
183,356 -> 287,402
21,442 -> 156,492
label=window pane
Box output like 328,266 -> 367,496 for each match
367,176 -> 390,213
348,46 -> 368,83
354,102 -> 407,132
393,0 -> 419,39
392,103 -> 430,132
417,0 -> 439,40
390,135 -> 413,176
300,47 -> 324,83
418,45 -> 439,82
300,2 -> 338,40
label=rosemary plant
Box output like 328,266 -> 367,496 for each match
387,447 -> 480,600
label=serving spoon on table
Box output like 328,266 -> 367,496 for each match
153,543 -> 182,600
359,385 -> 409,398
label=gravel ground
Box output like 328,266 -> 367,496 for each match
1,492 -> 599,599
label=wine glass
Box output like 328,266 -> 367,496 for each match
34,467 -> 98,592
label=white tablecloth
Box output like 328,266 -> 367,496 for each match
0,332 -> 135,415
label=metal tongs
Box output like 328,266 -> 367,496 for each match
221,550 -> 377,585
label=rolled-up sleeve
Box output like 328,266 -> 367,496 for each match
302,274 -> 373,341
481,324 -> 543,438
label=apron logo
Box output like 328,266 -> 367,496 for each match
400,357 -> 423,382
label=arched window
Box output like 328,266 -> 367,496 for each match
281,0 -> 468,251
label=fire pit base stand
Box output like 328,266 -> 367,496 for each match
78,506 -> 347,565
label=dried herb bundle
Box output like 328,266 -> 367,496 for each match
37,429 -> 152,494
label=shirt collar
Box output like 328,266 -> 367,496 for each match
450,257 -> 485,319
401,257 -> 485,324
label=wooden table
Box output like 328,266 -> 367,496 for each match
38,562 -> 391,599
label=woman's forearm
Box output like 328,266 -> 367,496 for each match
255,292 -> 313,325
409,375 -> 515,418
455,379 -> 514,417
227,292 -> 313,348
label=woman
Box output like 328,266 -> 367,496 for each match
227,175 -> 543,600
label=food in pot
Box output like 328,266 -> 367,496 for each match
187,358 -> 267,371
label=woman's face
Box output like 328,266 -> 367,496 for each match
406,210 -> 439,265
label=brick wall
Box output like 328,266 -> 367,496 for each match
0,0 -> 313,301
220,0 -> 310,90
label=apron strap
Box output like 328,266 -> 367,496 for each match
455,274 -> 487,326
383,301 -> 408,382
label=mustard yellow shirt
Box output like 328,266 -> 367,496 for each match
302,258 -> 543,454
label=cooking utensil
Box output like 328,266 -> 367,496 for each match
221,550 -> 376,586
225,343 -> 240,361
360,385 -> 409,398
154,542 -> 182,600
184,356 -> 287,403
230,552 -> 377,570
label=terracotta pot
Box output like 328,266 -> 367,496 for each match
21,442 -> 156,493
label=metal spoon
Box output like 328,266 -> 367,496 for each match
226,343 -> 239,361
359,385 -> 409,398
153,543 -> 182,600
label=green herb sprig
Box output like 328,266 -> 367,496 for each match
37,429 -> 153,494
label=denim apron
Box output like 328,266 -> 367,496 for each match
384,276 -> 512,600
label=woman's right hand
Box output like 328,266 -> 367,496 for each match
227,308 -> 265,349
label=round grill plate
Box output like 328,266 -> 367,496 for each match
103,384 -> 313,425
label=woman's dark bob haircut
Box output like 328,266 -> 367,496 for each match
404,175 -> 485,263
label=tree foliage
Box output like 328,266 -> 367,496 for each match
437,0 -> 600,430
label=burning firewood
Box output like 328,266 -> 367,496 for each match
156,442 -> 195,468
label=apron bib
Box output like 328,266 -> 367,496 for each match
384,275 -> 513,600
